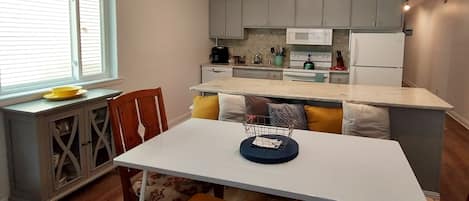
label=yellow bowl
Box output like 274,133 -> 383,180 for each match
51,86 -> 82,97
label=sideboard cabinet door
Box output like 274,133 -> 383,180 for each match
48,109 -> 86,191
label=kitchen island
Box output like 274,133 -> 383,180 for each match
190,78 -> 453,194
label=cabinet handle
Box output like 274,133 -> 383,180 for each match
81,141 -> 92,146
211,69 -> 225,73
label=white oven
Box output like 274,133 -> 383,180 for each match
283,69 -> 330,83
286,28 -> 333,46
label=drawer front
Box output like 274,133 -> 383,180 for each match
233,68 -> 282,80
330,73 -> 350,84
202,67 -> 233,83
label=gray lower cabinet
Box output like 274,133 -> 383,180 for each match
295,0 -> 323,27
323,0 -> 351,28
242,0 -> 269,27
233,68 -> 283,80
2,89 -> 121,201
351,0 -> 377,28
376,0 -> 403,29
330,73 -> 350,84
210,0 -> 243,39
269,0 -> 295,27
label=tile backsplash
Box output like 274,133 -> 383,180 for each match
219,29 -> 350,68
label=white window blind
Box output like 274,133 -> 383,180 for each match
80,0 -> 103,76
0,0 -> 114,95
0,0 -> 73,89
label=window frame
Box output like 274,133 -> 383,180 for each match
0,0 -> 117,95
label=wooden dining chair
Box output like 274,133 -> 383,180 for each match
108,88 -> 215,201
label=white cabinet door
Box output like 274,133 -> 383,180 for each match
201,67 -> 233,83
350,66 -> 403,87
351,33 -> 405,67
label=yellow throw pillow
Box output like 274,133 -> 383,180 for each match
191,96 -> 219,120
304,105 -> 343,134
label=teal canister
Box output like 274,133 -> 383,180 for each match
274,55 -> 284,67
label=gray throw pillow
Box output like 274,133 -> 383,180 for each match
245,96 -> 277,116
268,103 -> 307,130
342,101 -> 391,139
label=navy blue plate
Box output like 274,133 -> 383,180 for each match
239,135 -> 299,164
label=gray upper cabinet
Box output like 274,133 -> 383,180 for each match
376,0 -> 403,28
351,0 -> 377,28
210,0 -> 244,39
243,0 -> 269,27
210,0 -> 226,37
295,0 -> 323,27
323,0 -> 351,27
226,0 -> 243,38
269,0 -> 295,27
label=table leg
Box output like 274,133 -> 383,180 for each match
139,170 -> 148,201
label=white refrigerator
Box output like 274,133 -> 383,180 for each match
350,32 -> 405,87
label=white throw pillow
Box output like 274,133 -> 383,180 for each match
218,93 -> 246,122
342,101 -> 391,139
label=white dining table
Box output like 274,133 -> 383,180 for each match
113,118 -> 426,201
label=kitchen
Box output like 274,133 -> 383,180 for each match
204,0 -> 405,87
1,0 -> 468,201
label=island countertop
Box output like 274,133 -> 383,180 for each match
190,78 -> 453,111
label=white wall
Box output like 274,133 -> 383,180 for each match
0,0 -> 211,199
112,0 -> 212,124
404,0 -> 469,128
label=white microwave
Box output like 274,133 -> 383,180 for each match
286,28 -> 333,45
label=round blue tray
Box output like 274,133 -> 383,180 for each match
239,135 -> 299,164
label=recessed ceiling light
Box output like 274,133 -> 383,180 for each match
403,1 -> 411,11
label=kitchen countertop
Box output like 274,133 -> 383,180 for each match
202,64 -> 350,73
190,77 -> 453,111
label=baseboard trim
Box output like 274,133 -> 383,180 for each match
403,79 -> 417,87
448,111 -> 469,130
423,190 -> 440,199
168,112 -> 191,128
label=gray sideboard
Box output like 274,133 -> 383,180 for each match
2,89 -> 122,201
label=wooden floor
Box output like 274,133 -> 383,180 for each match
62,116 -> 469,201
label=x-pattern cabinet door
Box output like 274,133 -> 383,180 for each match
48,109 -> 87,191
86,101 -> 115,175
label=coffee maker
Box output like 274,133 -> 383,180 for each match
210,38 -> 229,64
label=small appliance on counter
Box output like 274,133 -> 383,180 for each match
330,51 -> 347,71
210,38 -> 229,64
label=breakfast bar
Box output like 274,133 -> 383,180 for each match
190,78 -> 453,193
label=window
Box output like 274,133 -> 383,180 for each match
0,0 -> 116,95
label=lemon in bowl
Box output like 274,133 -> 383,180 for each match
51,86 -> 82,97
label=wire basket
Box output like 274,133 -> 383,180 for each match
243,115 -> 295,148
